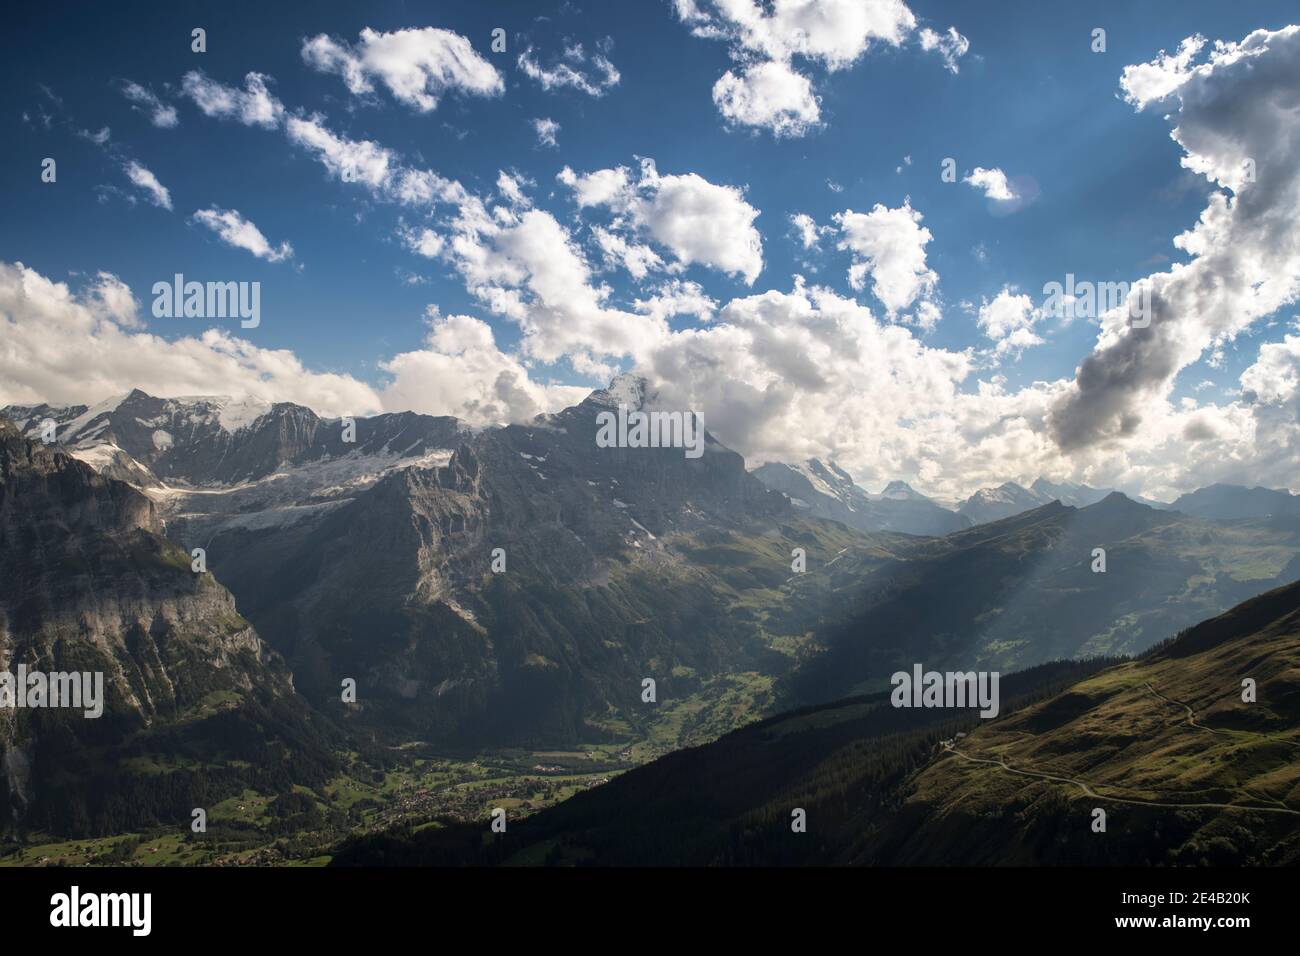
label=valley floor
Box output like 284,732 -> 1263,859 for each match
0,671 -> 776,866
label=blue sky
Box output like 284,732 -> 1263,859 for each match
3,1 -> 1299,498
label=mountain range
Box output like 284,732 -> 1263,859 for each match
751,460 -> 970,535
3,377 -> 1300,853
750,459 -> 1181,532
1167,483 -> 1300,520
5,380 -> 883,751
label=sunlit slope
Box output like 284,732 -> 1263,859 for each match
330,579 -> 1300,865
893,578 -> 1300,865
782,493 -> 1300,708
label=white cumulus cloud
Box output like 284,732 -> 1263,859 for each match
191,207 -> 294,262
379,309 -> 587,425
532,117 -> 560,147
963,166 -> 1017,201
0,262 -> 378,416
834,201 -> 937,316
517,42 -> 620,96
181,70 -> 283,127
119,80 -> 178,127
918,26 -> 970,74
675,0 -> 967,136
301,27 -> 503,112
123,160 -> 172,210
558,158 -> 764,284
712,60 -> 821,137
1051,25 -> 1300,451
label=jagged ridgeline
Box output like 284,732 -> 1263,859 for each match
333,577 -> 1300,866
5,378 -> 1300,755
4,381 -> 900,748
0,420 -> 339,837
157,378 -> 854,745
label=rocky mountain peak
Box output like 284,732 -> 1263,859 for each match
879,479 -> 923,500
0,418 -> 158,536
584,373 -> 651,411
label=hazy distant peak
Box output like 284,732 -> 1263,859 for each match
877,479 -> 926,501
970,481 -> 1035,502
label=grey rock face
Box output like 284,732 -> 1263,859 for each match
190,377 -> 798,744
0,419 -> 322,832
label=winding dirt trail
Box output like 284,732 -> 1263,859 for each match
941,744 -> 1300,815
1142,681 -> 1300,751
941,680 -> 1300,815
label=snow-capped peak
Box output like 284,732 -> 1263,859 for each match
970,482 -> 1037,504
589,373 -> 650,410
59,393 -> 131,439
793,459 -> 849,499
208,395 -> 274,433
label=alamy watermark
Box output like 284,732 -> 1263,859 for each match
595,404 -> 704,459
152,273 -> 260,328
0,666 -> 104,718
50,885 -> 150,936
891,664 -> 1000,718
1042,273 -> 1150,328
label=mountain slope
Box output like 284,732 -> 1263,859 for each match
885,578 -> 1300,864
781,492 -> 1300,707
0,420 -> 338,837
175,378 -> 910,747
1169,483 -> 1300,520
331,578 -> 1300,866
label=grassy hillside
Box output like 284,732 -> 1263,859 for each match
889,578 -> 1300,865
329,579 -> 1300,866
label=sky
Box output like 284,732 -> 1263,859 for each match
2,0 -> 1299,500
